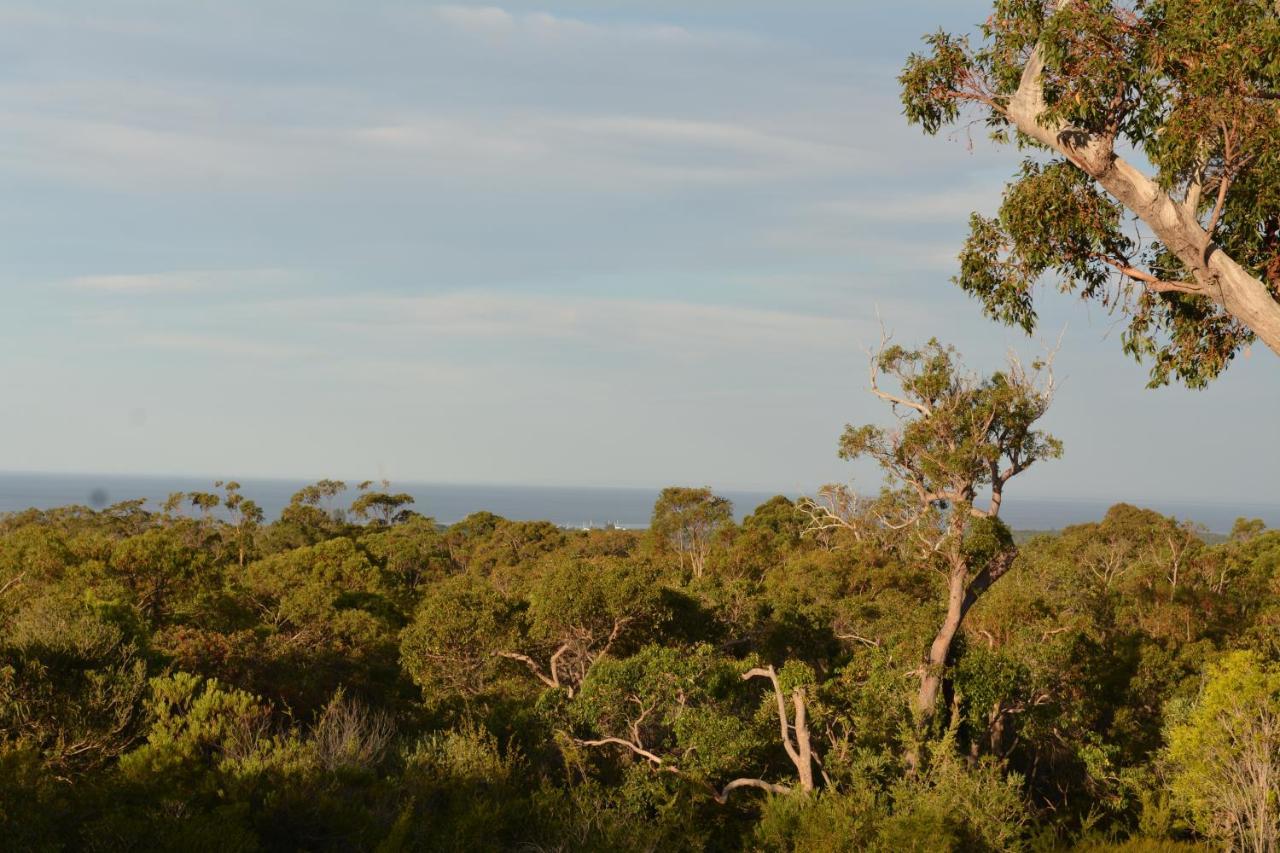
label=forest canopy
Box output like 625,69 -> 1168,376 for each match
3,344 -> 1279,851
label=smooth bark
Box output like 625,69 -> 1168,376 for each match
1005,27 -> 1280,357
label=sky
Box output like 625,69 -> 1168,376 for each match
1,0 -> 1277,505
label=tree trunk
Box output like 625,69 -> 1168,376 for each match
744,666 -> 817,792
916,569 -> 968,729
792,687 -> 816,792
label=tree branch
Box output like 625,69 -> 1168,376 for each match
715,777 -> 794,802
0,572 -> 26,599
1094,255 -> 1203,295
835,631 -> 882,649
576,736 -> 668,767
574,736 -> 793,804
548,643 -> 572,688
961,547 -> 1019,616
495,651 -> 559,690
1205,170 -> 1231,238
743,666 -> 801,768
869,328 -> 932,416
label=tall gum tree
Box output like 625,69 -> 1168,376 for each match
650,487 -> 734,579
901,0 -> 1280,387
809,339 -> 1061,740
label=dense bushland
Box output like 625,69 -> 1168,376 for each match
2,476 -> 1278,851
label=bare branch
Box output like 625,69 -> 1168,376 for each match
743,666 -> 801,768
574,736 -> 793,804
0,572 -> 26,600
835,631 -> 882,649
1206,170 -> 1231,238
798,484 -> 866,541
1183,160 -> 1205,218
1094,255 -> 1204,295
716,777 -> 794,802
869,326 -> 932,416
576,736 -> 669,768
495,651 -> 559,690
548,644 -> 572,690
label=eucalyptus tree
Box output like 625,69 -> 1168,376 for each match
273,483 -> 346,549
650,487 -> 734,579
901,0 -> 1280,386
219,481 -> 262,568
350,491 -> 416,527
186,491 -> 221,520
818,339 -> 1060,733
109,527 -> 204,625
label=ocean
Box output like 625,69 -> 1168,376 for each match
0,471 -> 1276,534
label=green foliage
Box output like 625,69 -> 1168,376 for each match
884,734 -> 1030,852
0,598 -> 148,772
901,0 -> 1280,387
1164,651 -> 1280,851
359,515 -> 451,601
650,486 -> 734,578
2,479 -> 1278,849
400,573 -> 519,702
393,722 -> 532,851
350,491 -> 416,527
958,160 -> 1131,335
0,743 -> 66,853
840,339 -> 1061,519
569,644 -> 769,784
753,789 -> 883,852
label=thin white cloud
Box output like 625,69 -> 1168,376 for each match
431,5 -> 515,36
760,220 -> 964,272
255,291 -> 863,354
0,104 -> 868,191
818,185 -> 1005,224
556,115 -> 864,174
135,332 -> 302,359
0,6 -> 176,38
429,5 -> 752,48
350,113 -> 871,187
64,268 -> 300,294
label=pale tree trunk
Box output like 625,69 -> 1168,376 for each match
744,666 -> 817,792
908,548 -> 1019,774
1007,24 -> 1280,357
792,687 -> 816,792
916,568 -> 968,727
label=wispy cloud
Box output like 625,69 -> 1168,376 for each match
134,332 -> 303,359
817,185 -> 1005,224
0,103 -> 867,191
254,291 -> 865,354
429,5 -> 756,48
352,113 -> 870,188
431,5 -> 516,36
64,268 -> 301,294
760,223 -> 965,273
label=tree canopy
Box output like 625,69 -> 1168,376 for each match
901,0 -> 1280,386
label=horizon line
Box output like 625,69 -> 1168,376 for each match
1,467 -> 1277,511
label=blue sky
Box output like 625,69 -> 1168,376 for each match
1,1 -> 1276,504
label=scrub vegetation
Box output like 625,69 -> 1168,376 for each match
3,341 -> 1279,850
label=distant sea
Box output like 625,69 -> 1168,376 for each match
0,471 -> 1276,534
